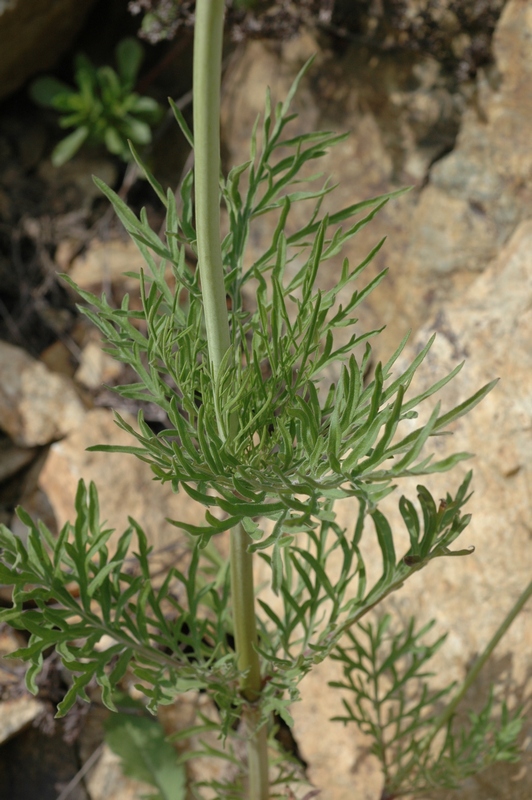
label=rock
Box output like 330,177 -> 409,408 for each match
219,30 -> 460,370
82,743 -> 154,800
38,407 -> 205,553
0,625 -> 45,745
74,340 -> 122,390
0,341 -> 86,446
0,0 -> 97,101
392,217 -> 532,631
68,238 -> 146,292
220,0 -> 532,360
290,218 -> 532,800
39,340 -> 77,378
292,660 -> 384,800
391,0 -> 532,339
0,436 -> 36,482
0,697 -> 44,746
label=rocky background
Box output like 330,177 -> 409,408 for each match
0,1 -> 530,799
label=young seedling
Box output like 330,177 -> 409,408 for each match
30,37 -> 162,166
0,2 -> 526,798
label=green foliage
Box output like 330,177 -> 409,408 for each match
0,53 -> 521,800
105,712 -> 187,800
0,471 -> 476,735
62,59 -> 494,552
0,481 -> 241,732
254,473 -> 477,726
30,38 -> 162,166
331,615 -> 523,796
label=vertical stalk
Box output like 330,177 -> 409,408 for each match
193,3 -> 268,798
193,0 -> 230,378
230,522 -> 262,698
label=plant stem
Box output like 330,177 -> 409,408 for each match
245,705 -> 270,799
193,0 -> 231,379
193,3 -> 268,797
230,522 -> 262,699
230,521 -> 267,798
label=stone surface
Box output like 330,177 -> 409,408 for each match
38,407 -> 205,553
290,218 -> 532,800
220,0 -> 532,359
75,340 -> 122,390
39,340 -> 77,378
0,625 -> 45,754
83,743 -> 154,800
0,341 -> 86,446
68,238 -> 147,293
391,0 -> 532,341
0,0 -> 97,100
0,436 -> 36,482
0,696 -> 44,746
220,29 -> 463,356
225,15 -> 532,786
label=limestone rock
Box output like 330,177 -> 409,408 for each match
68,238 -> 148,292
291,218 -> 532,800
38,407 -> 206,553
220,29 -> 464,356
392,0 -> 532,337
0,697 -> 44,746
0,626 -> 45,745
0,340 -> 86,446
74,340 -> 122,390
0,436 -> 36,482
220,0 -> 532,360
0,0 -> 97,101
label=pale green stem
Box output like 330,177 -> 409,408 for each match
230,522 -> 262,698
193,3 -> 268,798
244,705 -> 270,799
193,0 -> 231,378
